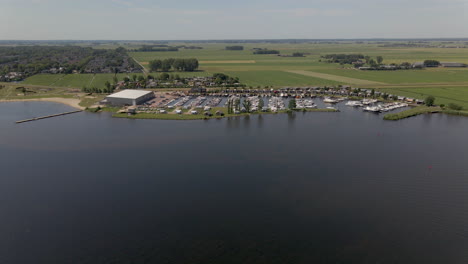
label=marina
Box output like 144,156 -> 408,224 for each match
115,92 -> 411,117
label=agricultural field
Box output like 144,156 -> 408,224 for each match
129,42 -> 468,86
19,41 -> 468,108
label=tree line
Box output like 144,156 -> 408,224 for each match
137,45 -> 179,52
253,49 -> 280,55
321,54 -> 366,64
148,58 -> 199,72
226,46 -> 244,50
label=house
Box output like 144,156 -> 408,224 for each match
440,62 -> 466,68
412,62 -> 425,68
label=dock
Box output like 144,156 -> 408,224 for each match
16,110 -> 83,124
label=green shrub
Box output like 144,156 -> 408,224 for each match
448,103 -> 463,111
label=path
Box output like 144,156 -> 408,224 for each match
133,58 -> 149,76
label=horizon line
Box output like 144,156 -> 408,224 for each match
1,37 -> 468,42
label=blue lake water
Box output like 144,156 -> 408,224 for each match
1,101 -> 468,263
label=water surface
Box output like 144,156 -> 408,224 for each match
1,101 -> 468,264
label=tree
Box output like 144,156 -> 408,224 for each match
188,58 -> 199,72
227,99 -> 232,114
424,96 -> 435,106
161,59 -> 172,72
243,99 -> 252,113
368,59 -> 377,68
234,98 -> 241,111
132,75 -> 137,82
364,56 -> 371,63
382,93 -> 389,100
401,62 -> 411,68
149,60 -> 162,72
105,81 -> 111,91
160,73 -> 170,80
371,89 -> 375,97
289,98 -> 296,109
376,56 -> 383,64
258,97 -> 264,110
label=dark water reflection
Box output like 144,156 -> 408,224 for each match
1,102 -> 468,264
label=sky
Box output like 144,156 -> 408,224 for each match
0,0 -> 467,40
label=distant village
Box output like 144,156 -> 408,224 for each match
0,46 -> 141,82
358,61 -> 467,71
81,73 -> 244,94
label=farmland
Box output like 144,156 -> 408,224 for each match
129,42 -> 468,87
377,86 -> 468,109
17,41 -> 468,108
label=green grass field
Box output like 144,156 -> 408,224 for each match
310,68 -> 468,84
378,87 -> 468,109
23,73 -> 146,89
0,83 -> 75,100
383,106 -> 442,120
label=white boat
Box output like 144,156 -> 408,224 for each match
345,101 -> 362,107
363,106 -> 381,112
323,97 -> 338,103
362,99 -> 378,105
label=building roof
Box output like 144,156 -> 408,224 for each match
106,89 -> 153,99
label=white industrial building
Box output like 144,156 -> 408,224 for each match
105,90 -> 155,106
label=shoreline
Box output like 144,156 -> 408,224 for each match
112,108 -> 338,120
0,98 -> 85,110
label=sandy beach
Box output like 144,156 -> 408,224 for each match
0,98 -> 85,110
